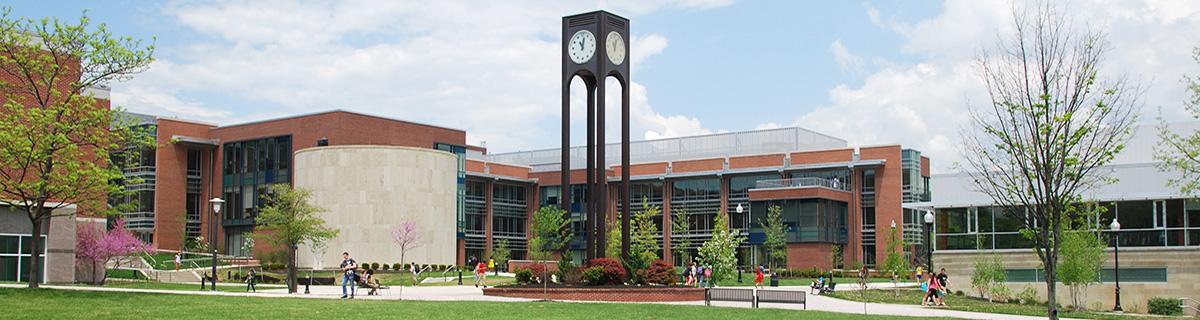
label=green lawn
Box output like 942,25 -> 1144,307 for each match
824,288 -> 1149,320
0,288 -> 944,320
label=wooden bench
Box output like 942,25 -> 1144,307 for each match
756,289 -> 806,309
706,288 -> 756,307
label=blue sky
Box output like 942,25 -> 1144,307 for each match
6,1 -> 1199,171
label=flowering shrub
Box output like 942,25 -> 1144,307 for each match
643,260 -> 677,285
584,258 -> 626,285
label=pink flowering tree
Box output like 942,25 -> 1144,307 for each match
390,221 -> 422,270
76,219 -> 153,285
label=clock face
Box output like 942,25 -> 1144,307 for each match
606,31 -> 626,65
568,30 -> 596,64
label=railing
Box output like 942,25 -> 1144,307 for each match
754,177 -> 850,191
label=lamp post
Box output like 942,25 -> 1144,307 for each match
209,197 -> 225,291
1110,219 -> 1123,312
923,211 -> 934,271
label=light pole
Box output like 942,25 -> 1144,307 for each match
923,211 -> 934,271
209,197 -> 225,291
1110,219 -> 1123,312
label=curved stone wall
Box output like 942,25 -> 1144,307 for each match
293,145 -> 458,269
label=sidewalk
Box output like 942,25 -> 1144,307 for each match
0,283 -> 1074,320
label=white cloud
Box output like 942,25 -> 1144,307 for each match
770,0 -> 1200,173
829,39 -> 864,75
110,0 -> 735,152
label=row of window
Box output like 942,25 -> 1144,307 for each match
0,235 -> 45,283
935,199 -> 1200,250
748,199 -> 849,243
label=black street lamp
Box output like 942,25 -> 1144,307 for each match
209,197 -> 225,291
923,211 -> 934,271
1110,219 -> 1123,312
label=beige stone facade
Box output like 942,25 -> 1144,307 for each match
293,146 -> 458,269
934,248 -> 1200,313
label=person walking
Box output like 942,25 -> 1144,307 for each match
753,264 -> 765,289
410,262 -> 422,286
703,265 -> 713,287
339,252 -> 358,299
474,260 -> 487,288
695,264 -> 705,288
682,262 -> 694,286
936,268 -> 950,306
246,269 -> 257,292
174,253 -> 182,272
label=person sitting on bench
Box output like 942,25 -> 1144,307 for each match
362,269 -> 380,296
810,275 -> 825,294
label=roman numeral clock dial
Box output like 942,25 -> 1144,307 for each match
568,30 -> 595,64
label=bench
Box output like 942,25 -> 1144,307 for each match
820,282 -> 837,294
706,288 -> 756,307
756,289 -> 806,309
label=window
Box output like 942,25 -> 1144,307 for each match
1153,200 -> 1166,229
862,207 -> 876,229
861,169 -> 875,193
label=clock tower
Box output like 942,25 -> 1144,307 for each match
560,11 -> 632,261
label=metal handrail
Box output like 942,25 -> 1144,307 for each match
754,177 -> 850,191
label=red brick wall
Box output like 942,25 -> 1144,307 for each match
786,242 -> 834,270
748,187 -> 852,202
920,156 -> 931,177
728,154 -> 785,169
790,149 -> 853,165
153,119 -> 216,251
672,158 -> 723,173
859,145 -> 903,263
487,163 -> 531,179
611,162 -> 668,176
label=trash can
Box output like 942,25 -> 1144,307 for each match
769,273 -> 780,287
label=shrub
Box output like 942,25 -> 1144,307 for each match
370,262 -> 380,270
381,264 -> 390,271
558,264 -> 583,285
1017,286 -> 1039,305
585,258 -> 627,285
515,269 -> 534,284
523,263 -> 548,283
1147,297 -> 1182,316
393,263 -> 403,271
643,260 -> 677,285
582,266 -> 604,286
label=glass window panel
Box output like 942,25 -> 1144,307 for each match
0,236 -> 18,254
1117,201 -> 1155,229
0,256 -> 17,282
992,207 -> 1026,232
1165,199 -> 1185,228
1187,199 -> 1200,227
937,207 -> 969,234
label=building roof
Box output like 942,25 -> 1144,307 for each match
909,120 -> 1199,209
216,109 -> 466,133
475,126 -> 848,171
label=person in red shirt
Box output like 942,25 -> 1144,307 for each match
754,265 -> 766,289
474,261 -> 487,288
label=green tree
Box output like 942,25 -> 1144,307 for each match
253,184 -> 339,293
606,212 -> 622,259
961,4 -> 1140,318
670,208 -> 692,265
492,239 -> 511,272
697,211 -> 744,286
0,8 -> 154,288
530,205 -> 572,280
627,201 -> 662,282
879,222 -> 911,297
1058,213 -> 1106,310
830,245 -> 844,270
759,204 -> 787,270
971,253 -> 1008,302
1156,47 -> 1200,196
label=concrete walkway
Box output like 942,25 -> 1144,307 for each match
0,283 -> 1076,320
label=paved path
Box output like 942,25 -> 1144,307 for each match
0,283 -> 1073,320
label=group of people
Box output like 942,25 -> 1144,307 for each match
682,261 -> 713,287
920,267 -> 951,307
338,251 -> 431,298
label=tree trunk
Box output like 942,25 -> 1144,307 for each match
27,215 -> 43,288
1045,257 -> 1059,319
287,244 -> 297,293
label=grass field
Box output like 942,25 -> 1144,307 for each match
93,280 -> 285,293
0,288 -> 947,320
824,288 -> 1149,320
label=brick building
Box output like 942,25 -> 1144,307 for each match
116,110 -> 930,270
